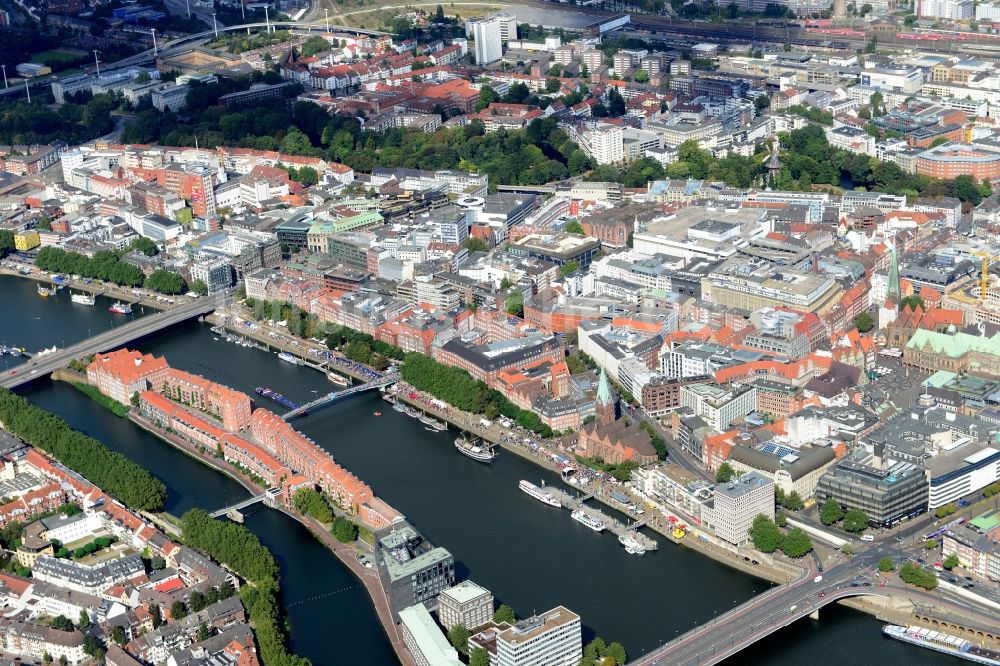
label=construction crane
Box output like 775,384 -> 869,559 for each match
973,251 -> 1000,302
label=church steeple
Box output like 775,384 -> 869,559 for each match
887,237 -> 901,304
595,368 -> 617,424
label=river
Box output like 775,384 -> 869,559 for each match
1,276 -> 949,665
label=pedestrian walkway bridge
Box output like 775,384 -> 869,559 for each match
282,374 -> 399,420
209,488 -> 280,518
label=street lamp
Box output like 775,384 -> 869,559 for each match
264,5 -> 271,33
151,28 -> 158,56
93,50 -> 101,78
185,0 -> 191,19
212,13 -> 218,38
325,8 -> 330,32
0,65 -> 6,89
24,80 -> 30,103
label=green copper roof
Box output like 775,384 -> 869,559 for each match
887,239 -> 901,302
905,328 -> 1000,359
597,367 -> 613,406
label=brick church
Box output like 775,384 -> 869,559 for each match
575,368 -> 658,465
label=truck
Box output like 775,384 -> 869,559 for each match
480,419 -> 492,427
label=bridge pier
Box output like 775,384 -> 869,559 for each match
809,609 -> 820,621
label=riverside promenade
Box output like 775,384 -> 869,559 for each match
127,411 -> 415,666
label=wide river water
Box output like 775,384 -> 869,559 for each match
1,276 -> 949,664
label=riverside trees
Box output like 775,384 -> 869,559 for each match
0,389 -> 166,511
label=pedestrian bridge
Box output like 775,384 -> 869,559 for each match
209,488 -> 280,518
282,374 -> 398,420
629,568 -> 889,666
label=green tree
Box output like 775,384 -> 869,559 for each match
749,514 -> 782,553
83,635 -> 104,660
145,269 -> 188,295
78,610 -> 90,629
191,279 -> 209,295
170,600 -> 187,620
843,509 -> 869,533
293,488 -> 334,523
934,502 -> 957,519
198,622 -> 211,642
780,528 -> 813,558
188,590 -> 207,613
879,557 -> 895,572
606,642 -> 627,665
149,604 -> 163,629
505,291 -> 524,317
111,626 -> 126,645
493,604 -> 516,624
130,236 -> 159,256
924,539 -> 939,550
854,312 -> 874,333
463,237 -> 488,252
715,462 -> 736,483
563,220 -> 584,234
560,260 -> 581,277
820,499 -> 844,526
783,491 -> 804,511
332,516 -> 359,543
633,69 -> 649,83
300,35 -> 331,58
50,616 -> 74,632
942,553 -> 960,570
470,648 -> 490,666
447,624 -> 470,654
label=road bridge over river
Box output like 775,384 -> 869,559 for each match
1,293 -> 225,390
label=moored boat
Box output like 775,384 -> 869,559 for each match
454,436 -> 497,463
109,301 -> 132,314
71,292 -> 96,306
37,284 -> 56,297
882,625 -> 1000,665
519,480 -> 561,508
278,352 -> 299,365
618,531 -> 646,555
571,509 -> 605,532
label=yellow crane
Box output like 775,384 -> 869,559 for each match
973,251 -> 1000,302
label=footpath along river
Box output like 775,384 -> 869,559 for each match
0,276 -> 948,664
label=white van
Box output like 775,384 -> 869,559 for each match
861,534 -> 875,542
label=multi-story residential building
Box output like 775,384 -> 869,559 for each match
0,620 -> 87,665
495,607 -> 582,666
437,580 -> 494,631
469,16 -> 504,64
399,604 -> 464,666
680,383 -> 757,432
375,523 -> 455,617
578,126 -> 624,164
702,471 -> 774,546
86,349 -> 170,405
915,143 -> 1000,181
190,256 -> 234,294
918,0 -> 973,19
161,368 -> 253,432
32,555 -> 145,596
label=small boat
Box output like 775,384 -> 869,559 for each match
454,436 -> 497,463
109,302 -> 132,314
328,372 -> 349,386
373,411 -> 382,417
882,625 -> 1000,665
278,352 -> 298,365
419,413 -> 448,431
571,509 -> 605,532
519,480 -> 561,507
392,402 -> 406,412
71,292 -> 95,306
213,337 -> 220,341
619,531 -> 646,555
35,346 -> 58,357
37,284 -> 56,297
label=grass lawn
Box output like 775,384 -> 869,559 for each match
31,49 -> 85,64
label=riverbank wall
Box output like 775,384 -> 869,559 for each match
126,411 -> 415,666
